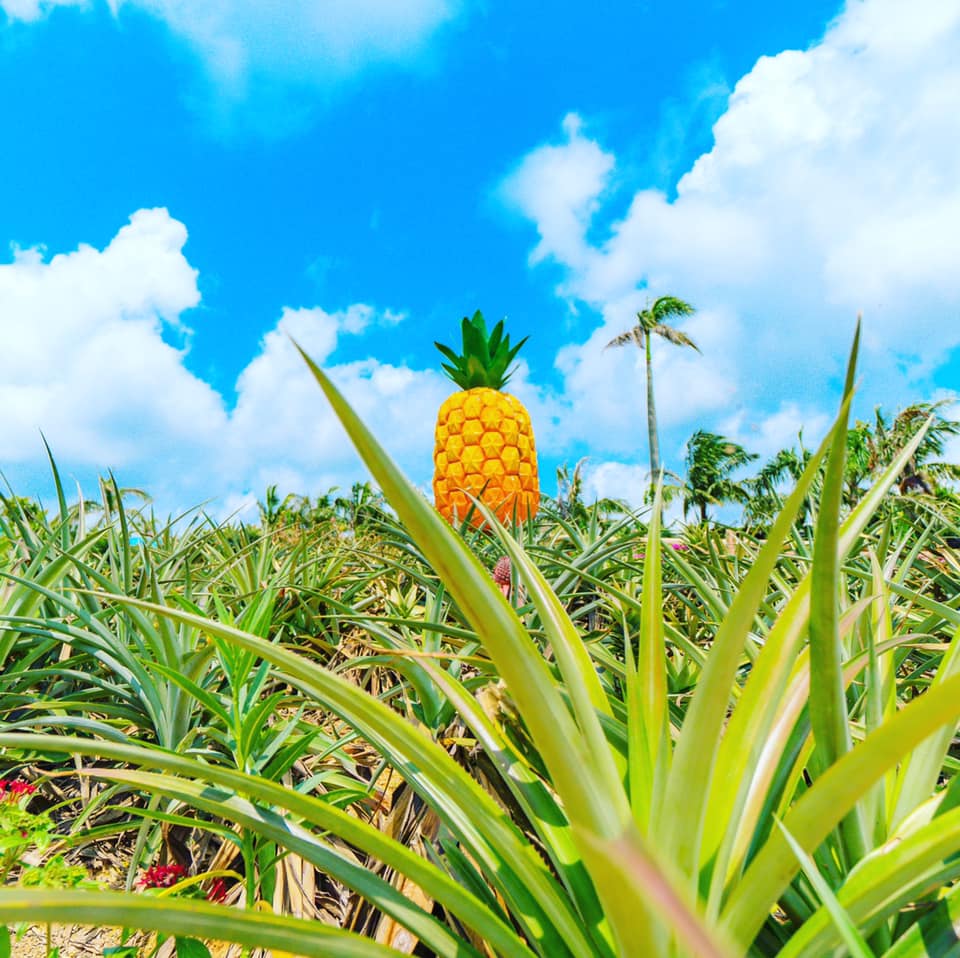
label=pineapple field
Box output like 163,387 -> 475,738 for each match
2,329 -> 960,958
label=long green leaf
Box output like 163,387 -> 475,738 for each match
0,732 -> 540,958
702,410 -> 936,913
90,768 -> 484,958
295,344 -> 671,955
575,824 -> 737,958
420,660 -> 611,950
880,881 -> 960,957
660,405 -> 837,883
721,671 -> 960,947
808,321 -> 869,869
0,889 -> 394,957
776,818 -> 874,958
861,551 -> 895,848
296,344 -> 623,836
781,804 -> 960,957
631,482 -> 667,831
489,508 -> 625,792
889,623 -> 960,830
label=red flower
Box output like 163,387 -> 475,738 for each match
206,877 -> 229,903
0,779 -> 37,801
137,863 -> 187,889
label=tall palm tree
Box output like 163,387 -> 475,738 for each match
605,296 -> 698,492
682,430 -> 757,524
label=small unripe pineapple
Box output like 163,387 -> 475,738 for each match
432,311 -> 539,526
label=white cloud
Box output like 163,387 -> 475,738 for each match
226,303 -> 450,502
503,0 -> 960,486
645,61 -> 731,189
720,403 -> 831,462
2,0 -> 460,110
0,210 -> 450,515
501,113 -> 615,273
582,460 -> 646,505
0,209 -> 225,480
547,303 -> 738,458
0,0 -> 84,22
582,460 -> 687,525
944,435 -> 960,476
135,0 -> 458,85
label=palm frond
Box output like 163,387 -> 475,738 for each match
605,328 -> 644,350
650,325 -> 699,351
649,295 -> 695,322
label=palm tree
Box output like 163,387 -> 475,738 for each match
843,401 -> 960,507
682,430 -> 757,524
555,457 -> 589,521
605,296 -> 698,493
259,484 -> 284,527
334,481 -> 386,531
743,444 -> 810,529
97,474 -> 151,521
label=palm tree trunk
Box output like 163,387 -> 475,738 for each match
644,331 -> 661,491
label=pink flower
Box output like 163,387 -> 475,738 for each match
670,542 -> 689,551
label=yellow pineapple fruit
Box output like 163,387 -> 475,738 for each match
433,311 -> 539,527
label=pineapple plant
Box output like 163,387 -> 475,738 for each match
433,311 -> 540,526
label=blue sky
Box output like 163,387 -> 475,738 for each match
2,0 -> 959,518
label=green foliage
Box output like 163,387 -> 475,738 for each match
0,798 -> 52,877
259,481 -> 387,537
435,309 -> 529,390
743,445 -> 809,528
681,429 -> 758,524
745,400 -> 960,530
18,855 -> 93,891
0,334 -> 959,957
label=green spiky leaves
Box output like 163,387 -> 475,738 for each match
435,310 -> 529,390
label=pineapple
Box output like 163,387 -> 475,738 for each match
433,311 -> 540,527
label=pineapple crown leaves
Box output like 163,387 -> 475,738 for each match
434,310 -> 529,390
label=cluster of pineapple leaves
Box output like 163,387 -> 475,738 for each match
434,310 -> 529,390
0,374 -> 959,956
